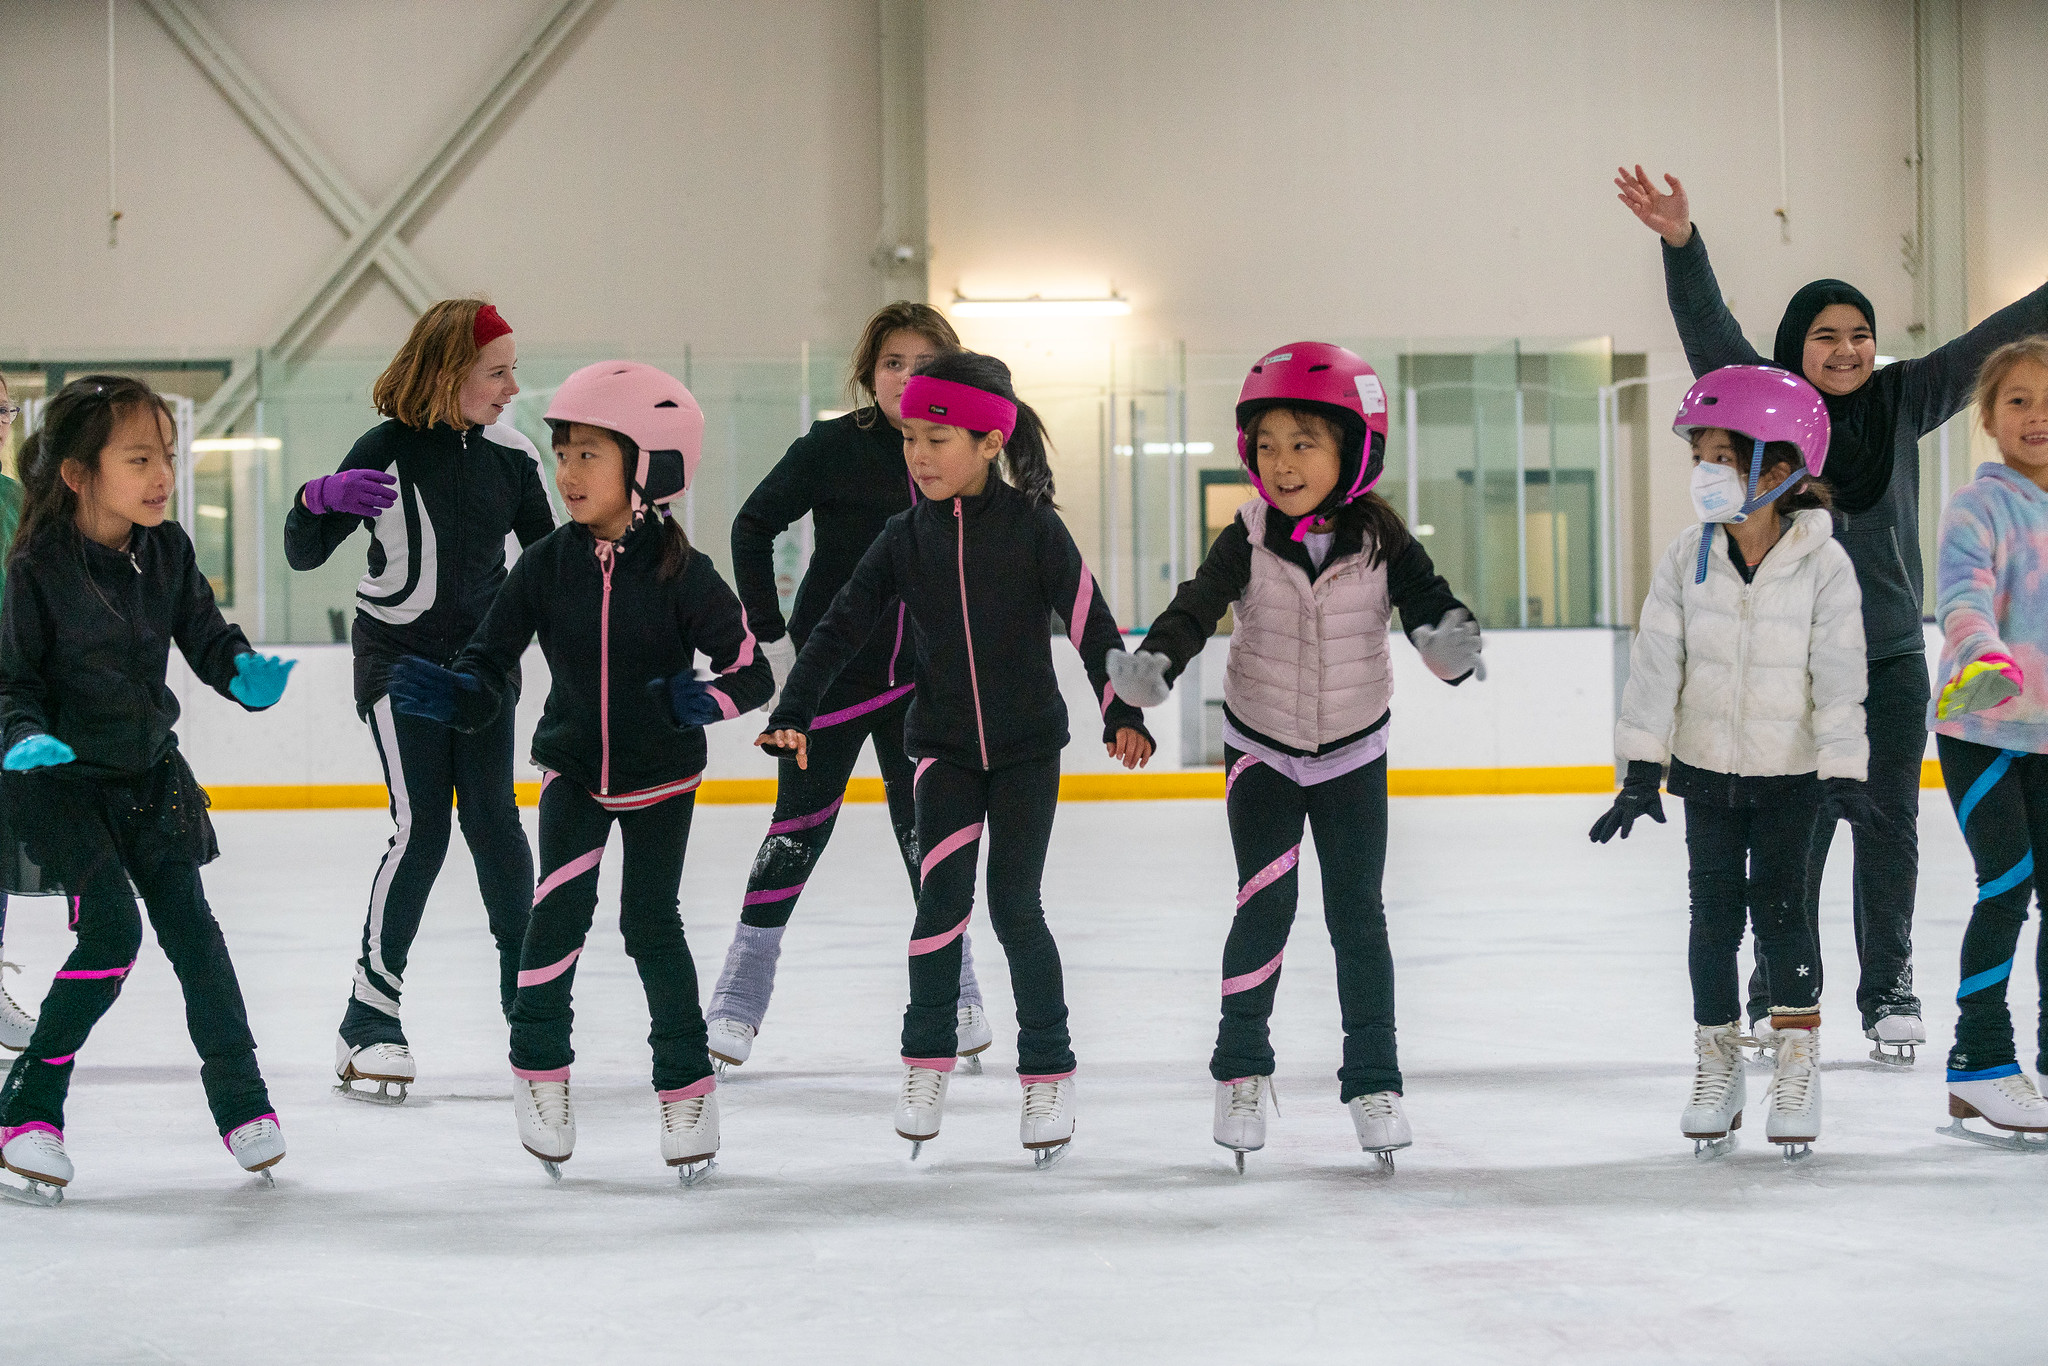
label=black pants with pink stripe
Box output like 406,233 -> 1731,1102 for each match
508,776 -> 711,1094
1216,746 -> 1397,1101
0,854 -> 269,1138
904,756 -> 1072,1077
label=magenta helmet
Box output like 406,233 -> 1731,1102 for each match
1672,365 -> 1830,478
1235,342 -> 1391,532
545,361 -> 706,514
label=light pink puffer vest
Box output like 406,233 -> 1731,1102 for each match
1224,500 -> 1393,751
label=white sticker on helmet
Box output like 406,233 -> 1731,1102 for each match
1263,352 -> 1292,364
1355,373 -> 1386,414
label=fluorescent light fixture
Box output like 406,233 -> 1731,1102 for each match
1113,442 -> 1215,456
197,504 -> 228,519
191,437 -> 281,452
1415,524 -> 1437,537
950,293 -> 1131,318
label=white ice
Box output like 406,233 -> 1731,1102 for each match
3,793 -> 2037,1364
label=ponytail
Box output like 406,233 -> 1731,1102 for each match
912,350 -> 1057,508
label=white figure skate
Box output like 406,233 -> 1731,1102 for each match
1941,1071 -> 2048,1153
0,960 -> 35,1053
1682,1023 -> 1747,1159
1866,1015 -> 1925,1067
335,1036 -> 414,1105
225,1115 -> 286,1186
706,1018 -> 754,1075
1747,1016 -> 1780,1068
660,1089 -> 720,1186
514,1077 -> 575,1181
1348,1091 -> 1412,1172
1213,1075 -> 1276,1174
956,1004 -> 994,1075
896,1065 -> 949,1159
1765,1023 -> 1821,1160
1021,1077 -> 1075,1168
0,1125 -> 70,1207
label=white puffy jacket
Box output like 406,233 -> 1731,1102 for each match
1616,509 -> 1869,781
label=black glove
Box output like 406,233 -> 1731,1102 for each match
647,674 -> 730,728
388,656 -> 496,732
1589,760 -> 1667,844
1823,776 -> 1904,842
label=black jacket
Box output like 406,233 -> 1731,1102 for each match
731,410 -> 915,698
284,419 -> 555,709
450,521 -> 773,797
771,477 -> 1149,770
1662,229 -> 2048,660
1138,503 -> 1470,757
0,521 -> 262,780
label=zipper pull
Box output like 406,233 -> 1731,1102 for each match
953,498 -> 962,518
130,551 -> 141,574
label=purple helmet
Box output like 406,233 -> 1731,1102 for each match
1672,365 -> 1830,477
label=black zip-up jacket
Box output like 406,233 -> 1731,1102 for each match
771,476 -> 1150,770
731,410 -> 915,697
284,419 -> 555,710
449,521 -> 772,797
0,522 -> 264,779
1662,228 -> 2048,661
1138,504 -> 1470,757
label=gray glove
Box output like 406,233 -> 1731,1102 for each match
1411,607 -> 1486,682
1105,648 -> 1172,707
762,635 -> 797,713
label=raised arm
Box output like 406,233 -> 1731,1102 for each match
1615,166 -> 1766,377
1893,278 -> 2048,437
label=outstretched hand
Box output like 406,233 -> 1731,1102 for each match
756,728 -> 809,769
1614,164 -> 1692,248
228,652 -> 296,709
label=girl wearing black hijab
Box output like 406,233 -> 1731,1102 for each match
1617,165 -> 2048,1061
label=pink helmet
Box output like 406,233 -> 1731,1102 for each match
1672,365 -> 1830,478
545,361 -> 706,514
1235,342 -> 1391,527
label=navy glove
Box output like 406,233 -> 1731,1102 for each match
228,652 -> 295,708
388,656 -> 494,731
648,673 -> 730,728
1589,760 -> 1667,844
1823,777 -> 1905,842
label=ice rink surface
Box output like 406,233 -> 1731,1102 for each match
4,791 -> 2038,1364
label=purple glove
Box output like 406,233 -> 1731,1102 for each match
303,468 -> 398,518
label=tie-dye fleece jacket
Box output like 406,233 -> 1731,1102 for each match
1932,461 -> 2048,753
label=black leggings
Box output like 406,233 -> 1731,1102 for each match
1687,787 -> 1824,1027
741,685 -> 918,926
510,776 -> 709,1095
1936,735 -> 2048,1077
340,695 -> 536,1048
903,755 -> 1070,1077
1751,651 -> 1928,1026
0,850 -> 269,1137
1218,747 -> 1396,1101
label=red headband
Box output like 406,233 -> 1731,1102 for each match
899,375 -> 1017,445
473,303 -> 512,348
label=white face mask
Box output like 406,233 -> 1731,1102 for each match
1689,462 -> 1748,523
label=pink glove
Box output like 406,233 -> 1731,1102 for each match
303,468 -> 398,518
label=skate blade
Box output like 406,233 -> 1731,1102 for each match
335,1077 -> 408,1106
675,1158 -> 717,1188
255,1169 -> 277,1188
959,1054 -> 983,1076
708,1050 -> 744,1071
1937,1118 -> 2048,1153
906,1139 -> 925,1161
537,1159 -> 563,1182
1030,1141 -> 1070,1170
1692,1135 -> 1739,1160
1776,1141 -> 1814,1161
1235,1150 -> 1246,1175
0,1176 -> 64,1207
1866,1044 -> 1915,1067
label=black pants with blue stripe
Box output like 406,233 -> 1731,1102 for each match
1937,735 -> 2048,1078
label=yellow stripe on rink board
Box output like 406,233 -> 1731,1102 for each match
1924,759 -> 1943,789
204,766 -> 1634,809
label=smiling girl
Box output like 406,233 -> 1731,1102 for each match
1927,338 -> 2048,1147
1110,343 -> 1481,1172
1618,166 -> 2048,1063
285,299 -> 554,1104
759,349 -> 1150,1165
0,376 -> 297,1203
388,361 -> 769,1183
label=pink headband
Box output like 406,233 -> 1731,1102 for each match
900,376 -> 1016,445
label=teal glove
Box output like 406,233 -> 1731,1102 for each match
228,652 -> 296,708
4,734 -> 76,772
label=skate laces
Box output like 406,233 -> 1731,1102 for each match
528,1081 -> 572,1127
901,1067 -> 945,1109
367,1043 -> 412,1063
1225,1076 -> 1274,1120
1022,1080 -> 1065,1121
1770,1030 -> 1818,1111
1353,1092 -> 1399,1121
662,1097 -> 708,1131
1995,1072 -> 2048,1109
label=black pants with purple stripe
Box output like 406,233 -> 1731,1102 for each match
904,756 -> 1071,1077
1216,746 -> 1397,1102
739,684 -> 920,927
508,776 -> 711,1095
0,852 -> 269,1138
